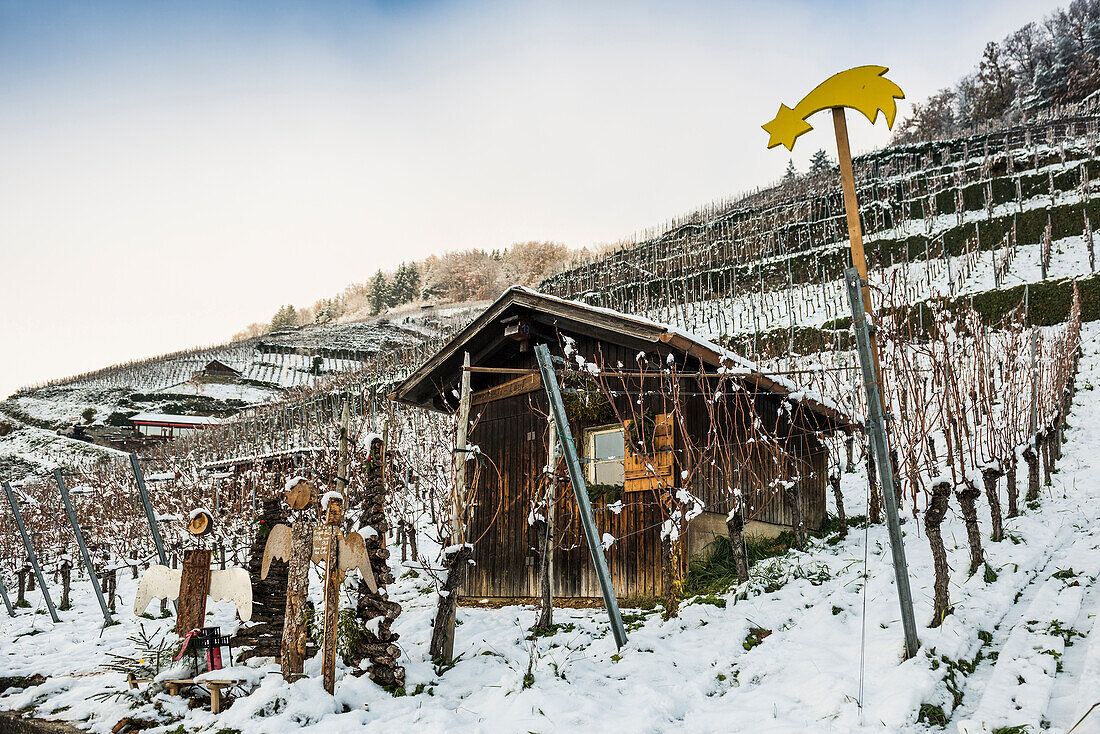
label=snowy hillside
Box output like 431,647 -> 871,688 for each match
0,305 -> 483,482
0,321 -> 1097,733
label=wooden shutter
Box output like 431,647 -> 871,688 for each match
624,412 -> 675,493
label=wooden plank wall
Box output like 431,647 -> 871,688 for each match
462,332 -> 830,599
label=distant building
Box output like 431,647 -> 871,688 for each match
194,360 -> 242,379
130,413 -> 220,439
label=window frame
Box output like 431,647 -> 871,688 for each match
584,423 -> 626,487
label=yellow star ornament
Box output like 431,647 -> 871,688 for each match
763,65 -> 905,151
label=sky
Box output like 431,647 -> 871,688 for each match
0,0 -> 1068,398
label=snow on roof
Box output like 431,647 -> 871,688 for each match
507,287 -> 849,418
129,413 -> 222,426
410,285 -> 849,426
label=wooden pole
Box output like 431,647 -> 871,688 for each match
832,107 -> 888,385
439,352 -> 472,662
322,406 -> 351,694
321,523 -> 340,695
832,107 -> 917,659
453,353 -> 472,546
336,401 -> 350,495
537,420 -> 557,629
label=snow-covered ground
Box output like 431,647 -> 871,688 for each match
2,323 -> 1099,733
0,425 -> 128,478
155,381 -> 283,404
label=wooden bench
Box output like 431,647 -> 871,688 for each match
162,678 -> 241,713
126,673 -> 153,689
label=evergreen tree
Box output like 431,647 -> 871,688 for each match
386,266 -> 405,308
1029,58 -> 1060,109
270,304 -> 297,330
782,159 -> 797,183
386,262 -> 423,305
405,262 -> 421,301
389,263 -> 414,306
368,270 -> 389,316
809,149 -> 837,176
314,299 -> 341,324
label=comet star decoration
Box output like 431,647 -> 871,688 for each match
761,64 -> 921,662
762,65 -> 904,151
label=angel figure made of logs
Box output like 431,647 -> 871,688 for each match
260,478 -> 377,691
133,509 -> 253,637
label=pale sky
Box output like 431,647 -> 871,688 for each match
0,0 -> 1066,398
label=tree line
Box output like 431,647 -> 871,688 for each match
235,241 -> 587,339
894,0 -> 1100,143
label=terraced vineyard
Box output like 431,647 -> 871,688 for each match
540,115 -> 1100,359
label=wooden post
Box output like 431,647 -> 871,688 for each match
437,352 -> 472,662
280,522 -> 312,680
453,353 -> 473,545
59,560 -> 71,611
176,549 -> 212,636
336,401 -> 350,495
321,409 -> 350,695
832,107 -> 887,385
209,683 -> 223,714
321,524 -> 340,695
2,481 -> 59,621
537,420 -> 557,629
15,569 -> 26,607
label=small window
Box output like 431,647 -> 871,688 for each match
585,425 -> 624,487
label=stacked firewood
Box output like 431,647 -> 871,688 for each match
350,439 -> 405,689
236,498 -> 288,661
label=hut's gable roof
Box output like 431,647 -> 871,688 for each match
394,286 -> 850,429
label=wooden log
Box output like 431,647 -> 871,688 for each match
280,523 -> 313,680
176,550 -> 212,637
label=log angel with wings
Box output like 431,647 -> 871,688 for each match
134,509 -> 253,636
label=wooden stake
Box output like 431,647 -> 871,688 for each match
452,353 -> 472,546
322,405 -> 351,694
537,420 -> 557,629
438,352 -> 472,662
832,107 -> 888,385
321,524 -> 340,695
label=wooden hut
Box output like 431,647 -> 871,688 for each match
394,286 -> 851,602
